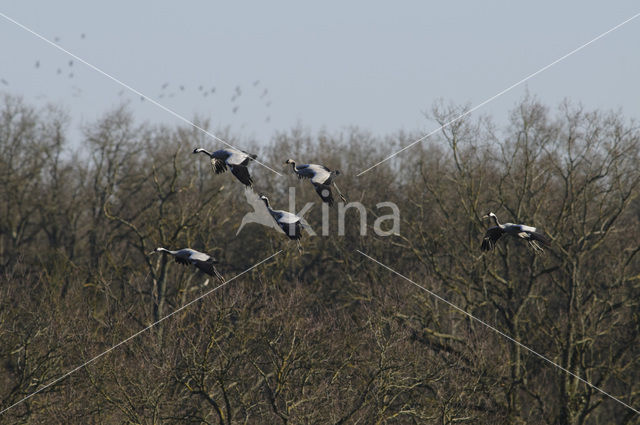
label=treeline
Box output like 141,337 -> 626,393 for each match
1,93 -> 639,424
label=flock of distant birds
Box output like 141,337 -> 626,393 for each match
1,31 -> 273,121
153,147 -> 551,282
146,79 -> 272,122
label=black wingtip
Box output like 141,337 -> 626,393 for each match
315,184 -> 334,206
231,165 -> 253,187
213,160 -> 227,174
282,222 -> 303,240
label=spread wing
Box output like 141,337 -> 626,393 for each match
226,151 -> 247,165
194,259 -> 224,281
211,158 -> 227,174
529,231 -> 551,246
225,148 -> 256,166
187,250 -> 211,262
231,165 -> 253,186
307,164 -> 331,184
481,226 -> 504,251
314,183 -> 334,206
275,210 -> 300,224
294,165 -> 315,180
273,211 -> 302,239
278,221 -> 302,240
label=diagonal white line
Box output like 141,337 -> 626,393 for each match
0,11 -> 282,177
356,249 -> 640,415
0,250 -> 282,416
357,11 -> 640,177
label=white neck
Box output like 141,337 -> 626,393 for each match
195,148 -> 212,156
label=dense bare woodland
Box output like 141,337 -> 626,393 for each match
1,93 -> 640,424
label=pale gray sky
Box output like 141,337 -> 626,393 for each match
1,1 -> 638,147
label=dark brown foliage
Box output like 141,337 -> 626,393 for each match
1,94 -> 639,424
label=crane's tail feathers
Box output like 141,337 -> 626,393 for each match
529,240 -> 544,253
528,232 -> 550,253
530,232 -> 551,246
480,239 -> 493,251
249,153 -> 257,160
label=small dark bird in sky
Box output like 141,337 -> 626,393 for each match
140,96 -> 145,101
54,36 -> 60,42
198,85 -> 203,91
231,94 -> 237,102
179,85 -> 185,91
235,85 -> 242,95
161,82 -> 169,89
57,68 -> 62,75
0,78 -> 8,86
266,116 -> 271,122
68,60 -> 73,67
34,61 -> 40,68
253,80 -> 260,86
260,88 -> 268,98
210,87 -> 216,93
232,106 -> 239,114
80,33 -> 86,39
